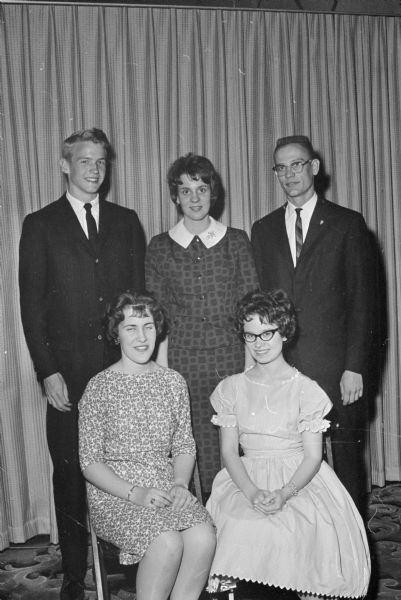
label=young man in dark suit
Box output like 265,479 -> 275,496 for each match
251,135 -> 372,511
19,128 -> 146,599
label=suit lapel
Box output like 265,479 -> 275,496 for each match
271,204 -> 294,272
59,195 -> 98,255
98,199 -> 112,248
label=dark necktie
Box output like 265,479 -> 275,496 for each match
84,203 -> 98,246
295,208 -> 303,263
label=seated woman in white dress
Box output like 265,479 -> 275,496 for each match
78,291 -> 216,600
206,289 -> 371,599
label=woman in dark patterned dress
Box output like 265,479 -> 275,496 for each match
145,154 -> 258,497
78,292 -> 216,600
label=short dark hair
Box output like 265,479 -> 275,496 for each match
105,291 -> 168,344
167,153 -> 221,206
235,289 -> 297,343
61,128 -> 114,162
274,135 -> 316,160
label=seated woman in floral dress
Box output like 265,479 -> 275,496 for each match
78,291 -> 216,600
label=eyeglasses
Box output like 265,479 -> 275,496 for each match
242,328 -> 279,343
272,159 -> 312,177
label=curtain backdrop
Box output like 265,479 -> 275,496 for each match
1,2 -> 400,549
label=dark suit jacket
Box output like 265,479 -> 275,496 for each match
251,197 -> 372,404
19,194 -> 145,400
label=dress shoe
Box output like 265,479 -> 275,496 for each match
60,575 -> 85,600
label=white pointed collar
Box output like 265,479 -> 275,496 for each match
286,192 -> 318,217
66,190 -> 99,209
168,217 -> 227,249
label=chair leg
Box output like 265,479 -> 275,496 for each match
89,517 -> 110,600
98,539 -> 111,600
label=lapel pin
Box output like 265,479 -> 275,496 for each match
320,220 -> 324,225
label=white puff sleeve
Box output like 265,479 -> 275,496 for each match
210,377 -> 238,428
298,378 -> 332,434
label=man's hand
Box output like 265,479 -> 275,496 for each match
340,370 -> 363,406
43,372 -> 71,412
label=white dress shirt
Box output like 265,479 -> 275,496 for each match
67,191 -> 99,238
285,193 -> 318,266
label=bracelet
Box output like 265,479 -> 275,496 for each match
282,482 -> 298,498
127,485 -> 137,502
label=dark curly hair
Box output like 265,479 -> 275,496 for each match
235,289 -> 297,343
167,153 -> 221,207
104,291 -> 168,344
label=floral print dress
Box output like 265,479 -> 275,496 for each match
79,367 -> 213,564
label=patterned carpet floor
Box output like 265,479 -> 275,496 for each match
0,483 -> 400,600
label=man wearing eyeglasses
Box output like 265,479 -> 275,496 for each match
251,135 -> 372,512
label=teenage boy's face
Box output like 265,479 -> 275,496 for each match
60,141 -> 107,202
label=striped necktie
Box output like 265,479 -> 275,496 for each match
295,208 -> 303,263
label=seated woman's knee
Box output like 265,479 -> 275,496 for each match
156,530 -> 184,560
189,522 -> 217,551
